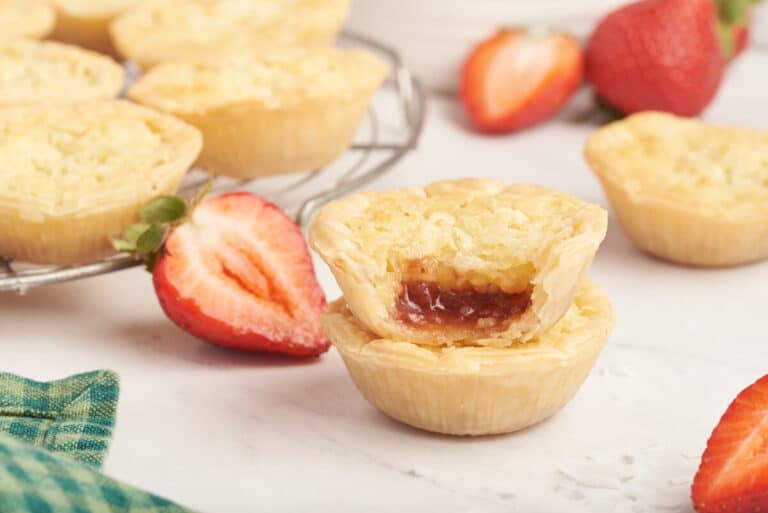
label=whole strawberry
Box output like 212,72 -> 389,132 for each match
585,0 -> 749,116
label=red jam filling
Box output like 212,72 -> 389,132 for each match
396,281 -> 532,328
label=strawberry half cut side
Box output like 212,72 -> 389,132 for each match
460,28 -> 584,133
692,374 -> 768,513
152,192 -> 330,357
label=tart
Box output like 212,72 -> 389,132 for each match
0,100 -> 202,265
585,112 -> 768,267
324,280 -> 614,436
129,47 -> 386,179
310,179 -> 608,346
49,0 -> 141,57
110,0 -> 351,69
0,0 -> 56,42
0,41 -> 124,106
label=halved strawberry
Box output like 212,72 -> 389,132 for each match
146,192 -> 329,357
459,28 -> 584,133
692,374 -> 768,512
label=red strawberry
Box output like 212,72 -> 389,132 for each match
730,24 -> 750,59
734,25 -> 749,53
722,0 -> 761,61
691,374 -> 768,512
459,29 -> 584,133
125,192 -> 330,357
585,0 -> 748,116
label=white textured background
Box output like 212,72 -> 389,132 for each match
348,0 -> 768,92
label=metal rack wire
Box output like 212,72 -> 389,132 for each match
0,31 -> 426,294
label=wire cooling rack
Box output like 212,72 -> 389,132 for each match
0,31 -> 426,294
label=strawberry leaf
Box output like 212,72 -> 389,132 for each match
136,224 -> 164,255
114,182 -> 214,272
142,251 -> 157,272
140,196 -> 187,224
715,0 -> 757,24
125,223 -> 151,244
112,239 -> 137,253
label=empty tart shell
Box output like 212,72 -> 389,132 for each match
310,179 -> 608,347
585,112 -> 768,267
110,0 -> 351,69
0,100 -> 202,265
324,280 -> 614,436
0,0 -> 56,42
129,47 -> 386,179
0,41 -> 124,106
49,0 -> 141,57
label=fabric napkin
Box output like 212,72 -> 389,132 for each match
0,370 -> 119,467
0,433 -> 195,513
0,370 -> 198,513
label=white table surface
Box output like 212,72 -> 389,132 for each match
1,52 -> 767,513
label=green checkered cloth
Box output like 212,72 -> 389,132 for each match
0,370 -> 119,467
0,433 -> 196,513
0,370 -> 198,513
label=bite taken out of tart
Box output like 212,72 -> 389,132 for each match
310,179 -> 607,347
585,112 -> 768,267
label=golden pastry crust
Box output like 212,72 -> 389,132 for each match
50,0 -> 141,57
585,112 -> 768,266
110,0 -> 351,69
128,47 -> 386,178
0,41 -> 124,106
0,0 -> 56,42
0,100 -> 202,265
310,179 -> 607,346
324,280 -> 614,436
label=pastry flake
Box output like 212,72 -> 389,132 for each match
0,100 -> 202,265
585,112 -> 768,266
0,40 -> 125,106
310,179 -> 608,346
323,280 -> 614,435
129,47 -> 386,178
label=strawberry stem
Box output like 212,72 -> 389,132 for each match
715,0 -> 759,24
713,0 -> 759,58
112,176 -> 215,272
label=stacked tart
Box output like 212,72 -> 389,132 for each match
310,179 -> 614,435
